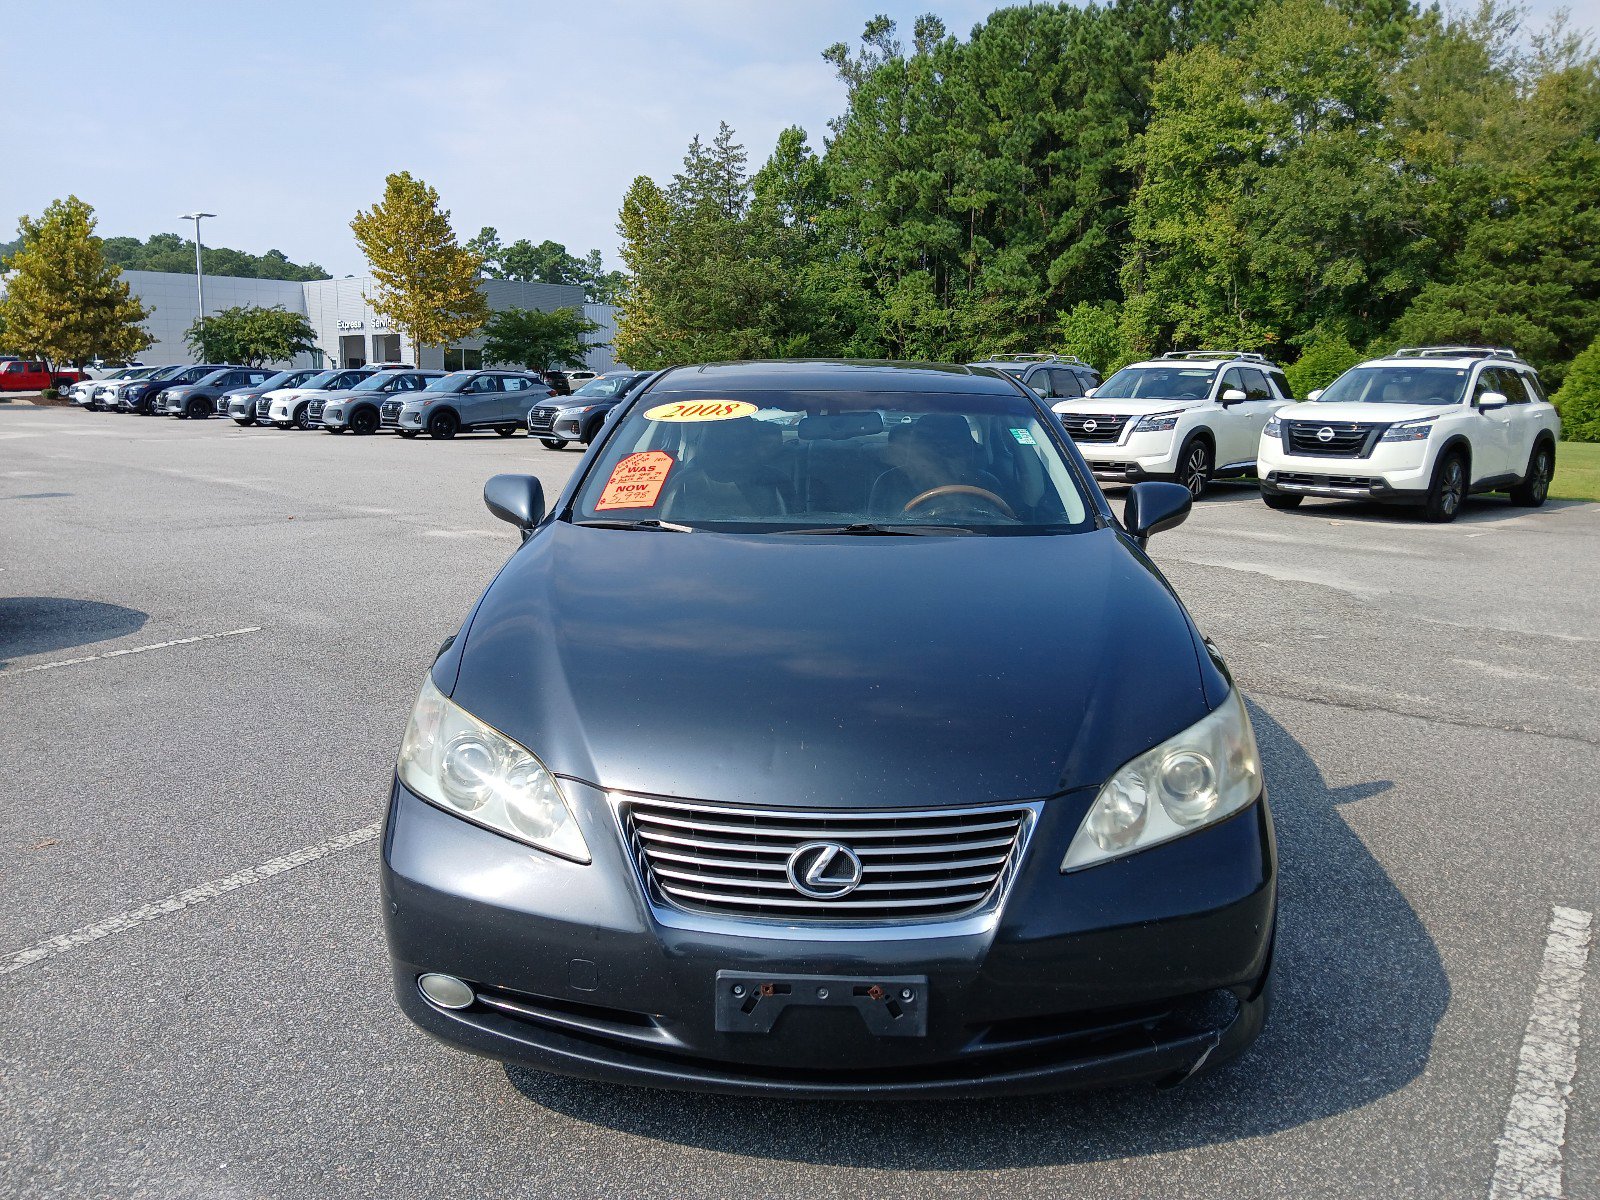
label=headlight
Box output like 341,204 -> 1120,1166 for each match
1134,410 -> 1183,433
397,676 -> 590,863
1380,420 -> 1432,442
1061,688 -> 1261,872
1264,414 -> 1282,437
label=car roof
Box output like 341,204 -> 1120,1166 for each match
650,359 -> 1024,396
1359,351 -> 1534,371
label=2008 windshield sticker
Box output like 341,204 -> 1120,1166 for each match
643,400 -> 758,423
596,451 -> 675,510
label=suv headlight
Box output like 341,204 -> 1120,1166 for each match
397,676 -> 590,863
1134,410 -> 1183,433
1061,688 -> 1262,872
1380,420 -> 1432,442
1264,414 -> 1282,437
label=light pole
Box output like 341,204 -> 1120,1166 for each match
178,212 -> 216,320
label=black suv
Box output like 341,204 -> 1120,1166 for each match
968,353 -> 1102,403
123,364 -> 234,414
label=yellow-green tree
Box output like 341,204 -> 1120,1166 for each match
0,196 -> 151,365
350,172 -> 488,365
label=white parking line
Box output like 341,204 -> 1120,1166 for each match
0,626 -> 261,677
0,822 -> 382,977
1489,905 -> 1593,1200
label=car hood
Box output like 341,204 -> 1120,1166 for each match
1279,402 -> 1455,424
1053,397 -> 1209,416
446,522 -> 1214,809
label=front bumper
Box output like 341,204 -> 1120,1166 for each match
1072,432 -> 1182,482
383,778 -> 1275,1097
1258,439 -> 1431,502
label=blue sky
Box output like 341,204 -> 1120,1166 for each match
3,0 -> 1593,277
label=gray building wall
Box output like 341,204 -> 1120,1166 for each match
118,271 -> 611,372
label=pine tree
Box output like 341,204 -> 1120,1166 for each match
350,173 -> 489,366
0,196 -> 151,365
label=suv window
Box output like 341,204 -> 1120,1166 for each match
1495,367 -> 1530,404
1046,368 -> 1083,399
465,375 -> 500,393
1521,371 -> 1547,403
1240,369 -> 1273,400
1473,368 -> 1510,406
1267,370 -> 1292,399
1219,368 -> 1245,398
503,377 -> 534,392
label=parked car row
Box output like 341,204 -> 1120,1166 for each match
1022,346 -> 1559,522
69,361 -> 648,444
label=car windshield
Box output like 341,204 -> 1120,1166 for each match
1094,366 -> 1216,400
571,375 -> 637,399
1315,366 -> 1470,406
428,372 -> 477,393
570,389 -> 1094,534
350,372 -> 405,392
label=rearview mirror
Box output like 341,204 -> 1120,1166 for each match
1219,388 -> 1247,405
484,473 -> 545,539
1307,388 -> 1324,402
1477,391 -> 1507,411
1123,482 -> 1192,547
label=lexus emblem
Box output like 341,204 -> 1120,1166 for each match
1317,426 -> 1335,442
1082,419 -> 1098,433
786,841 -> 864,900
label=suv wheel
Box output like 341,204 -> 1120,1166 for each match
1177,436 -> 1212,499
540,437 -> 569,450
495,425 -> 516,437
1423,451 -> 1466,523
428,410 -> 459,440
233,417 -> 254,427
294,404 -> 314,431
1508,442 -> 1553,508
186,398 -> 207,420
1263,492 -> 1302,510
350,408 -> 380,435
397,430 -> 419,439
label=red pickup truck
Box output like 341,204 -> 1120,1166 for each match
0,359 -> 87,392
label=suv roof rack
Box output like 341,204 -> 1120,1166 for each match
1390,346 -> 1523,361
1159,350 -> 1270,363
979,352 -> 1086,365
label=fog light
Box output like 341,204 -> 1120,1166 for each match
418,972 -> 474,1010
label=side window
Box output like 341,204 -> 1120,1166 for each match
1219,368 -> 1245,398
1499,368 -> 1530,404
503,377 -> 531,392
1048,368 -> 1083,399
467,375 -> 500,393
1268,370 -> 1293,399
1521,372 -> 1548,403
1473,368 -> 1512,405
1241,368 -> 1273,400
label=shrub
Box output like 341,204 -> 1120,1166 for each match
1285,329 -> 1363,398
1056,302 -> 1133,375
1552,336 -> 1600,443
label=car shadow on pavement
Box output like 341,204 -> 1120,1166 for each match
505,704 -> 1449,1167
1262,496 -> 1586,525
0,597 -> 149,670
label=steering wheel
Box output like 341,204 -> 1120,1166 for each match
903,484 -> 1016,520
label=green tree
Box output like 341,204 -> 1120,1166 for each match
1285,328 -> 1364,396
184,305 -> 319,366
350,172 -> 489,366
99,232 -> 329,280
1056,302 -> 1133,374
0,196 -> 151,365
464,226 -> 505,278
1551,334 -> 1600,442
501,238 -> 585,285
480,306 -> 601,373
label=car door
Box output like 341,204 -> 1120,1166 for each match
500,376 -> 535,425
1498,368 -> 1543,476
1469,367 -> 1515,481
1228,368 -> 1279,466
461,373 -> 501,426
1210,368 -> 1253,467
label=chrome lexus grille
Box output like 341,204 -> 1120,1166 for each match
621,796 -> 1036,924
1059,413 -> 1130,443
528,405 -> 559,434
1284,420 -> 1378,457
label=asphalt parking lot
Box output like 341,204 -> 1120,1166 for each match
1,405 -> 1595,1199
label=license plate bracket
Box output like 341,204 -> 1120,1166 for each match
714,971 -> 928,1037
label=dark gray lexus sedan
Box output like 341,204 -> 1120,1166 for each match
382,360 -> 1275,1097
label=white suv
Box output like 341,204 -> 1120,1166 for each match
1257,347 -> 1560,522
1051,352 -> 1293,497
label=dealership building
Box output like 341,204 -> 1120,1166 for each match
113,270 -> 620,373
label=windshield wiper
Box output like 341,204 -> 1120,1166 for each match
573,518 -> 694,533
778,522 -> 973,536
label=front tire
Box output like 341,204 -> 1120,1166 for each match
1508,442 -> 1553,507
540,437 -> 569,450
1176,436 -> 1213,499
350,407 -> 380,435
1262,492 -> 1302,510
1423,451 -> 1466,523
495,425 -> 516,437
186,398 -> 208,420
233,417 -> 254,427
397,430 -> 419,439
427,410 -> 459,440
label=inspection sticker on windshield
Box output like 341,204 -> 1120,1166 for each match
1009,427 -> 1038,445
644,400 -> 758,423
596,451 -> 675,510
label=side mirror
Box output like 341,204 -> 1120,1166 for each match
1477,391 -> 1507,411
1219,388 -> 1247,405
484,473 -> 545,539
1084,386 -> 1098,398
1123,481 -> 1192,547
1306,388 -> 1324,402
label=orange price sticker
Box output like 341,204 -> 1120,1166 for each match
596,450 -> 675,511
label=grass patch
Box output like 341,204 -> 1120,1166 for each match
1553,440 -> 1600,502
